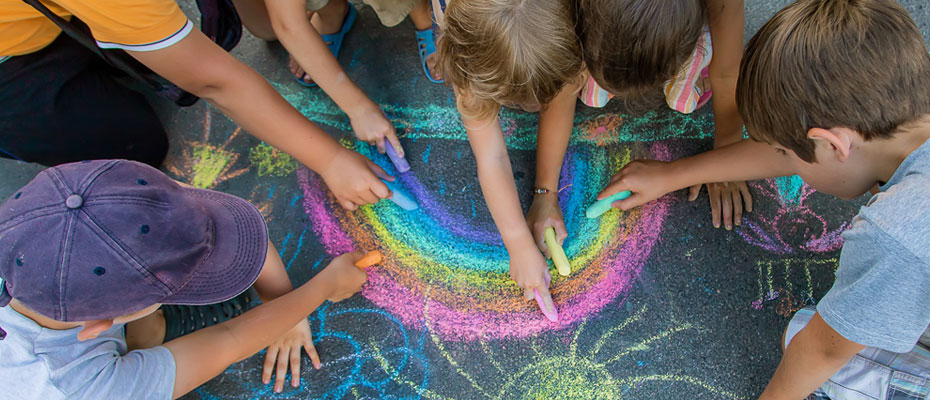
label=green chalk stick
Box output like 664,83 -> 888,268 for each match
545,227 -> 570,276
585,190 -> 632,219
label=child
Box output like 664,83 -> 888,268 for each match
0,159 -> 368,398
436,0 -> 746,309
231,0 -> 442,155
597,1 -> 930,398
0,0 -> 389,211
577,0 -> 750,231
437,0 -> 584,311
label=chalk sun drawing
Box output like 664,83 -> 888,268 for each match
737,176 -> 849,254
384,300 -> 744,399
165,106 -> 251,189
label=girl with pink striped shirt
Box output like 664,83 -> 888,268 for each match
575,0 -> 750,233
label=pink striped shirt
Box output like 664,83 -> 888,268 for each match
579,26 -> 713,113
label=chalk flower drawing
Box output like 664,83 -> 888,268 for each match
737,176 -> 848,254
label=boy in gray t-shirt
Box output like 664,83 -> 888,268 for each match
590,0 -> 930,398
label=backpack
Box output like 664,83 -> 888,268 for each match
21,0 -> 243,107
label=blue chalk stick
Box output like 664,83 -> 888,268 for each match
384,141 -> 411,173
585,190 -> 632,218
381,179 -> 418,210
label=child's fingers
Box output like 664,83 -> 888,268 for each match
732,187 -> 743,227
339,199 -> 358,211
721,186 -> 733,230
305,339 -> 321,370
709,187 -> 722,228
740,183 -> 753,212
386,131 -> 405,158
262,346 -> 278,384
376,137 -> 386,154
366,159 -> 394,182
534,231 -> 550,259
597,180 -> 628,200
523,286 -> 534,301
290,346 -> 301,388
614,193 -> 643,211
359,189 -> 380,205
688,184 -> 701,201
554,221 -> 568,245
275,348 -> 288,392
370,181 -> 392,201
535,284 -> 555,315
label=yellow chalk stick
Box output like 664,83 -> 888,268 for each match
545,227 -> 570,276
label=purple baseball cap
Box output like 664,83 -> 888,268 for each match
0,160 -> 268,322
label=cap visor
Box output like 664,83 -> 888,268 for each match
160,188 -> 268,305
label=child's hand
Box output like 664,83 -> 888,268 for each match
319,149 -> 393,210
597,160 -> 677,210
526,194 -> 567,258
349,103 -> 405,156
262,319 -> 317,393
509,245 -> 554,311
320,251 -> 369,302
687,181 -> 752,230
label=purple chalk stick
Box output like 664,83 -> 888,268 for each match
384,141 -> 411,173
534,288 -> 559,322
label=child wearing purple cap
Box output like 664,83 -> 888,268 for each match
0,159 -> 368,398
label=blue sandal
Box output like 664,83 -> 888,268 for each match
296,5 -> 358,87
415,28 -> 443,84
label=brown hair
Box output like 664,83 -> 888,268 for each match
737,0 -> 930,162
579,0 -> 706,98
437,0 -> 584,120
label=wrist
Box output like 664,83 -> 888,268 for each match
346,97 -> 380,120
532,185 -> 558,196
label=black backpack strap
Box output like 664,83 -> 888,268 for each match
21,0 -> 200,106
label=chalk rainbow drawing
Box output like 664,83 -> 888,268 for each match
273,80 -> 721,341
737,176 -> 849,254
299,139 -> 673,341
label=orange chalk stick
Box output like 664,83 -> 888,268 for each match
354,250 -> 383,269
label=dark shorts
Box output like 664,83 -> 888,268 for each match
0,33 -> 168,167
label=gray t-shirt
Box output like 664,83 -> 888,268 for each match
0,304 -> 176,399
818,139 -> 930,353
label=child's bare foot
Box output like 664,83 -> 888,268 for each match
425,52 -> 442,82
290,55 -> 313,85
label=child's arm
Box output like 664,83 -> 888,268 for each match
460,103 -> 555,311
265,0 -> 403,155
164,252 -> 367,399
698,0 -> 750,230
250,243 -> 317,393
598,140 -> 795,210
526,85 -> 578,257
128,30 -> 391,210
706,0 -> 744,147
759,312 -> 864,400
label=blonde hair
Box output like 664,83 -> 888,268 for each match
437,0 -> 584,120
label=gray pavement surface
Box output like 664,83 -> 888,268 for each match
2,1 -> 929,399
